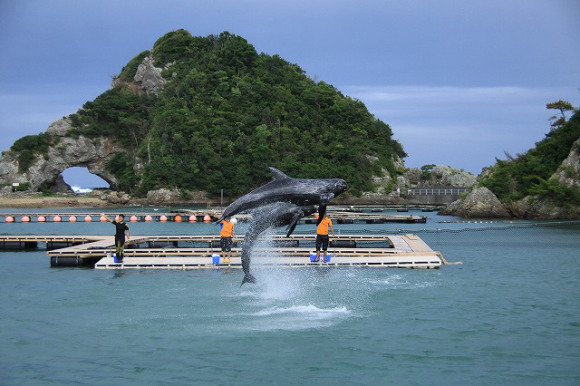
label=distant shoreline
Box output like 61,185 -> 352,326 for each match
0,192 -> 446,209
0,193 -> 111,208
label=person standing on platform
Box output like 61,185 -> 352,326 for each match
314,214 -> 334,262
220,217 -> 235,263
102,213 -> 130,263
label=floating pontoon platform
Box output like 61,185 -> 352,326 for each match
34,234 -> 444,269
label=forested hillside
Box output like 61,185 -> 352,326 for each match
479,108 -> 580,205
56,29 -> 405,196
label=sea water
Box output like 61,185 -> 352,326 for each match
0,209 -> 579,385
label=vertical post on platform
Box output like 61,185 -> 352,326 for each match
220,189 -> 224,208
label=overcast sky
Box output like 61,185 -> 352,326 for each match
1,0 -> 579,187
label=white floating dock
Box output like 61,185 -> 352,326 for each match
35,233 -> 444,269
94,251 -> 443,270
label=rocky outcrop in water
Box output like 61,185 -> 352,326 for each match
439,187 -> 510,218
441,139 -> 580,219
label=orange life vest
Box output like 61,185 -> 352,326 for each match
316,217 -> 332,235
220,220 -> 234,237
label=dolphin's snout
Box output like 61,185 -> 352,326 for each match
335,179 -> 348,194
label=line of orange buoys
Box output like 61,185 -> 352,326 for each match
3,214 -> 215,223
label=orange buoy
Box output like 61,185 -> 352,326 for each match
84,215 -> 93,222
100,215 -> 107,222
203,214 -> 211,222
69,216 -> 77,222
5,216 -> 14,223
37,216 -> 46,222
53,216 -> 62,222
159,215 -> 168,222
144,215 -> 153,222
130,215 -> 138,222
188,215 -> 197,222
174,215 -> 182,222
22,216 -> 31,223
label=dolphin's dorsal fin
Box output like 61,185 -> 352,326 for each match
269,167 -> 290,180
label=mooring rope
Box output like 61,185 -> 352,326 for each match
289,219 -> 580,236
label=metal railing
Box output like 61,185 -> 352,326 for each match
406,187 -> 470,196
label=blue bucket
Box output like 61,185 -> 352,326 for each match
325,254 -> 331,262
212,255 -> 220,265
113,254 -> 117,263
310,252 -> 317,262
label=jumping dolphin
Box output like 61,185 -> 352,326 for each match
217,167 -> 348,225
240,202 -> 317,286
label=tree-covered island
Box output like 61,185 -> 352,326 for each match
7,29 -> 405,198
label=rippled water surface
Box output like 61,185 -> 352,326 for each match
0,210 -> 579,384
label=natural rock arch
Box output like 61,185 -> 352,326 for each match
0,117 -> 126,192
61,166 -> 110,191
0,54 -> 169,194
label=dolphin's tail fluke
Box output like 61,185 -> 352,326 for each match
241,273 -> 257,286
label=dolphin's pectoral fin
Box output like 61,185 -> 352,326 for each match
320,193 -> 335,203
285,213 -> 302,237
269,167 -> 290,180
317,204 -> 327,225
241,274 -> 257,286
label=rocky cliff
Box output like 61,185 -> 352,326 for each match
441,137 -> 580,219
0,117 -> 126,192
340,163 -> 476,205
403,165 -> 477,188
113,55 -> 168,95
555,137 -> 580,190
0,52 -> 173,193
439,187 -> 510,217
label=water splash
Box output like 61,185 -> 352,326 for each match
239,203 -> 316,285
71,186 -> 94,194
254,304 -> 350,317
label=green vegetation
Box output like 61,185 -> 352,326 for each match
479,107 -> 580,205
420,164 -> 436,180
107,153 -> 138,193
14,182 -> 30,192
117,50 -> 151,81
63,30 -> 405,197
69,88 -> 152,150
10,133 -> 51,172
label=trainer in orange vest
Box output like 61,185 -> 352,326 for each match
220,217 -> 235,263
314,214 -> 334,262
